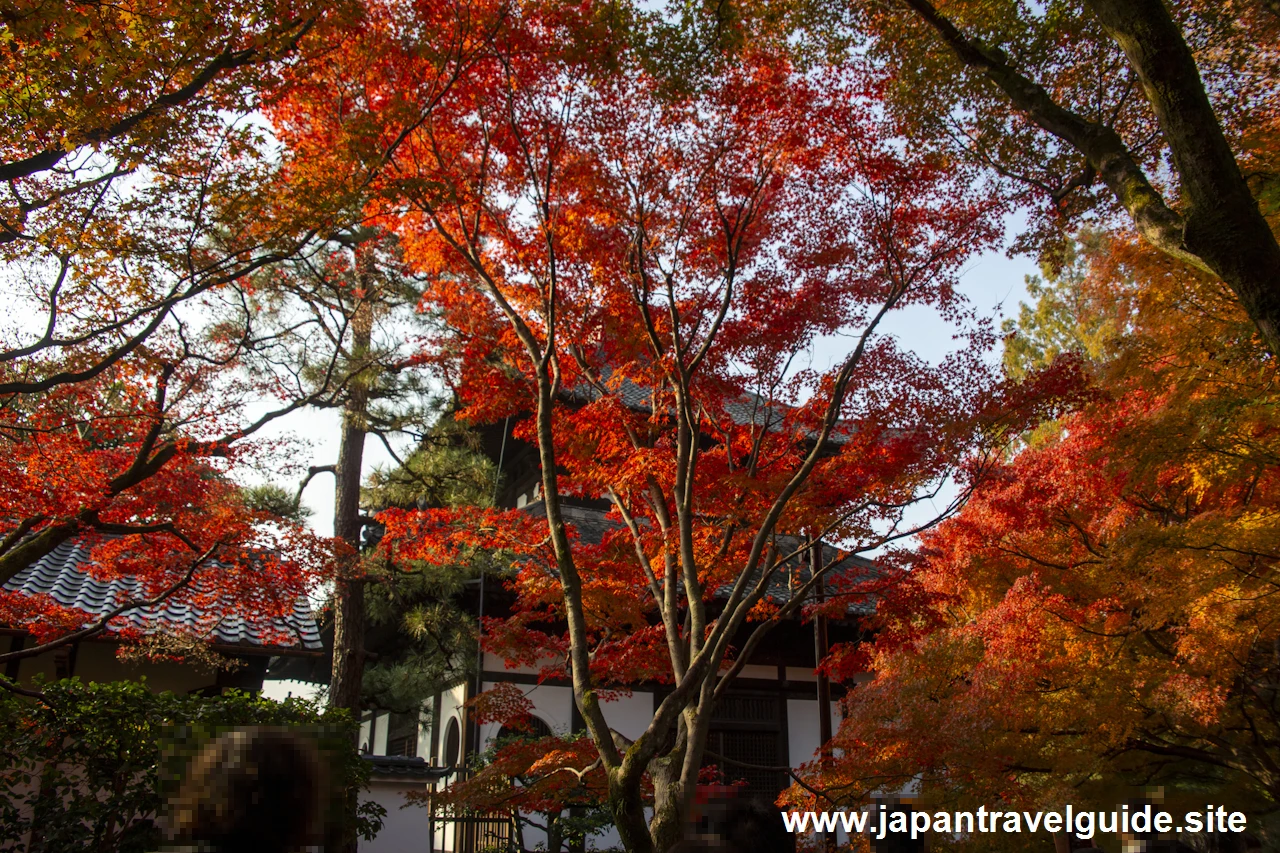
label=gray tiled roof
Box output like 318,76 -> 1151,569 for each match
520,502 -> 877,615
2,538 -> 322,651
363,754 -> 451,780
723,539 -> 879,616
568,372 -> 850,443
522,501 -> 616,545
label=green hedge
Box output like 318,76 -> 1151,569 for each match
0,678 -> 384,853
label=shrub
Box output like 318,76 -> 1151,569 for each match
0,678 -> 384,853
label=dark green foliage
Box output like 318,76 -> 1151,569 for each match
361,419 -> 496,513
360,567 -> 478,717
0,678 -> 384,853
239,483 -> 314,524
357,419 -> 499,717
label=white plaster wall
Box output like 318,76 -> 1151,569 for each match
421,673 -> 856,851
786,697 -> 841,767
586,692 -> 654,850
372,711 -> 389,755
419,694 -> 439,765
481,650 -> 560,677
468,682 -> 659,852
360,780 -> 432,853
418,677 -> 468,853
590,825 -> 622,850
470,681 -> 570,852
786,697 -> 847,847
435,681 -> 468,780
782,664 -> 819,682
475,680 -> 563,853
359,718 -> 373,754
599,690 -> 654,742
416,683 -> 462,765
478,680 -> 573,745
788,698 -> 822,767
417,709 -> 432,761
439,681 -> 467,741
518,815 -> 548,850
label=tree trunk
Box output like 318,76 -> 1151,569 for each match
546,811 -> 563,853
1084,0 -> 1280,353
329,427 -> 368,714
903,0 -> 1280,354
328,269 -> 374,853
647,749 -> 686,853
607,769 -> 657,853
330,262 -> 375,714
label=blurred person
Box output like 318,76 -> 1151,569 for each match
687,787 -> 795,853
720,794 -> 794,853
168,727 -> 326,853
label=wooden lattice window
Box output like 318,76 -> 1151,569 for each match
386,711 -> 418,757
706,692 -> 785,797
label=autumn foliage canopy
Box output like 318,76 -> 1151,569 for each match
794,237 -> 1280,830
264,3 -> 1092,849
3,0 -> 1279,851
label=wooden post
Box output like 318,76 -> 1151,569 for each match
811,538 -> 833,851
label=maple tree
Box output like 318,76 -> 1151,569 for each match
0,0 -> 356,581
0,217 -> 354,696
0,0 -> 496,694
269,3 -> 1090,849
0,1 -> 397,692
0,355 -> 331,697
0,0 -> 356,397
3,1 -> 321,191
796,233 -> 1280,842
811,0 -> 1280,354
14,7 -> 1274,853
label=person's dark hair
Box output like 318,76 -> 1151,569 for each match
170,727 -> 325,853
720,795 -> 795,853
683,790 -> 794,853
